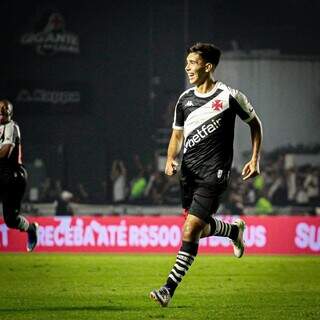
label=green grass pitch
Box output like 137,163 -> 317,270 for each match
0,254 -> 319,320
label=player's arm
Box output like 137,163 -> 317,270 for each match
229,90 -> 263,180
242,115 -> 263,180
0,144 -> 12,158
0,123 -> 15,158
165,129 -> 184,176
166,96 -> 185,176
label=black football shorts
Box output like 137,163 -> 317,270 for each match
180,164 -> 230,223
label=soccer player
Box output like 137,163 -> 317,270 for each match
150,43 -> 263,307
0,100 -> 38,251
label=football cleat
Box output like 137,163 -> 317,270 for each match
27,222 -> 39,252
232,219 -> 246,258
150,286 -> 171,307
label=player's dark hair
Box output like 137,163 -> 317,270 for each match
187,43 -> 221,67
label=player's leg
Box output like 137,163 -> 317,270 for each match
1,169 -> 29,231
200,216 -> 239,241
194,178 -> 245,257
201,216 -> 245,258
151,167 -> 217,307
2,167 -> 39,252
184,218 -> 245,259
186,180 -> 238,239
150,213 -> 205,307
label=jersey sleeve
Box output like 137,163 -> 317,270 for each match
229,90 -> 256,123
2,122 -> 16,146
172,100 -> 184,130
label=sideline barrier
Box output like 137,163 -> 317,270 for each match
0,216 -> 319,254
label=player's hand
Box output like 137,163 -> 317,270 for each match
165,159 -> 178,176
242,159 -> 260,180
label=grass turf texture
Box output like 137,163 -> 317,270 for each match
0,254 -> 319,320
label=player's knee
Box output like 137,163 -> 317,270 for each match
182,218 -> 204,241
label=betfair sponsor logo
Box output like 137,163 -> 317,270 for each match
184,118 -> 222,152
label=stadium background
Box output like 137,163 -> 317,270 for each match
0,0 -> 319,201
0,1 -> 319,319
0,0 -> 320,247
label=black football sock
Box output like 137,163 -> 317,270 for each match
209,217 -> 239,241
165,240 -> 198,297
17,215 -> 30,232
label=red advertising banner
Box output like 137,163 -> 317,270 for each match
0,216 -> 319,254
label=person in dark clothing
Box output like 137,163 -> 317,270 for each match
0,100 -> 38,252
150,43 -> 263,307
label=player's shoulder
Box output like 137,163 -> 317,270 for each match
3,120 -> 15,129
8,121 -> 21,134
177,87 -> 195,102
8,120 -> 20,130
217,81 -> 240,98
219,82 -> 252,106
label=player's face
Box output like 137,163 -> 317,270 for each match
185,53 -> 210,86
0,102 -> 10,124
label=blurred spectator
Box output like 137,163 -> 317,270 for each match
286,168 -> 297,204
26,158 -> 46,202
255,192 -> 273,215
110,160 -> 127,203
55,190 -> 74,216
303,166 -> 319,205
245,180 -> 257,205
131,154 -> 144,177
253,175 -> 265,191
295,186 -> 309,205
100,178 -> 111,203
40,178 -> 62,202
225,191 -> 244,215
74,183 -> 89,203
39,177 -> 52,201
144,170 -> 166,205
268,174 -> 287,205
129,171 -> 147,202
162,174 -> 180,205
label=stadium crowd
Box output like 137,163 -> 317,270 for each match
24,150 -> 320,216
